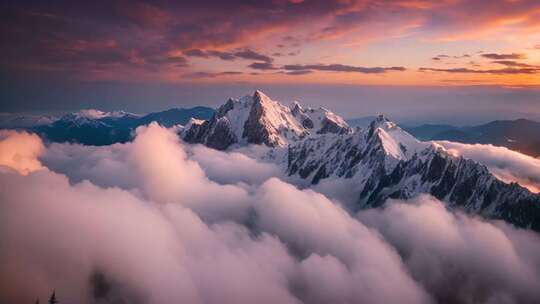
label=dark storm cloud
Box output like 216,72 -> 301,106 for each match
481,53 -> 527,60
283,64 -> 406,74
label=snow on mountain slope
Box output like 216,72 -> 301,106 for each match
286,117 -> 540,231
366,115 -> 430,172
70,109 -> 140,122
74,109 -> 113,120
370,115 -> 428,160
182,90 -> 351,149
180,93 -> 539,231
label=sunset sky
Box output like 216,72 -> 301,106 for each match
1,0 -> 540,122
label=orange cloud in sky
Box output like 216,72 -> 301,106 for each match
1,0 -> 540,86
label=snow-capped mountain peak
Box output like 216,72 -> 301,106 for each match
59,109 -> 140,126
183,90 -> 351,149
243,89 -> 307,146
368,115 -> 429,162
7,90 -> 538,231
290,101 -> 303,115
75,109 -> 110,119
69,109 -> 139,120
285,113 -> 540,230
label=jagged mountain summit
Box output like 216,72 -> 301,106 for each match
182,90 -> 351,150
184,91 -> 540,231
288,116 -> 540,230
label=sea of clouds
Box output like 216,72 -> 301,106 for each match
1,124 -> 540,304
438,141 -> 540,193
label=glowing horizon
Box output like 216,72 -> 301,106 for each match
2,0 -> 540,87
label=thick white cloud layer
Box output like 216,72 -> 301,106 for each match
438,141 -> 540,193
359,195 -> 540,304
187,144 -> 282,185
1,126 -> 540,304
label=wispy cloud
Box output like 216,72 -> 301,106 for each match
283,64 -> 406,74
419,67 -> 540,74
184,49 -> 272,62
183,71 -> 243,78
481,53 -> 527,60
248,62 -> 278,70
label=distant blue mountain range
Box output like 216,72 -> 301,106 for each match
0,106 -> 214,146
3,106 -> 539,158
403,119 -> 540,157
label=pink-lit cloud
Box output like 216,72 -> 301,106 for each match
2,125 -> 540,303
1,0 -> 540,84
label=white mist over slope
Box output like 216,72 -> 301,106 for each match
439,141 -> 540,193
1,125 -> 540,304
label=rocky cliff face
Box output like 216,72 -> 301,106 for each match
182,90 -> 351,149
183,91 -> 540,231
287,116 -> 540,231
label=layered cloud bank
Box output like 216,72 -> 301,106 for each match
439,141 -> 540,193
1,125 -> 540,304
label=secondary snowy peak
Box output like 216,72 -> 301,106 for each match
367,115 -> 429,162
74,109 -> 110,119
243,90 -> 307,147
58,109 -> 140,127
290,100 -> 351,136
68,109 -> 138,120
286,116 -> 540,231
182,90 -> 351,150
287,115 -> 424,184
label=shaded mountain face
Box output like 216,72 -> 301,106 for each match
27,107 -> 214,145
182,90 -> 352,150
185,92 -> 540,231
406,119 -> 540,157
288,125 -> 540,231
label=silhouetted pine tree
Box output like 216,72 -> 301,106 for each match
48,290 -> 58,304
